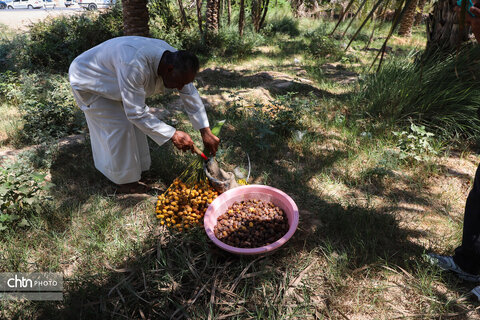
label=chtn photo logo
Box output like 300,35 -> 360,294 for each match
7,275 -> 33,288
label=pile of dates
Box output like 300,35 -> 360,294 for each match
214,199 -> 289,248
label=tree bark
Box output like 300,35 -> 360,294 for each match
398,0 -> 419,36
196,0 -> 203,33
239,0 -> 245,36
415,0 -> 426,25
177,0 -> 189,28
425,0 -> 470,54
258,0 -> 269,30
227,0 -> 231,25
122,0 -> 150,37
252,0 -> 269,32
206,0 -> 220,31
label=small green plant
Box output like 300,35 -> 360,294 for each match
393,122 -> 438,162
0,160 -> 52,231
304,27 -> 343,59
0,71 -> 21,105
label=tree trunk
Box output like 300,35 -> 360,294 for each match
239,0 -> 245,36
122,0 -> 150,36
252,0 -> 261,31
206,0 -> 220,31
217,0 -> 221,29
258,0 -> 269,30
196,0 -> 203,33
252,0 -> 269,32
415,0 -> 426,25
398,0 -> 418,36
227,0 -> 231,24
425,0 -> 470,54
177,0 -> 189,28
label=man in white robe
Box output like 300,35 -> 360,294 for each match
69,36 -> 219,192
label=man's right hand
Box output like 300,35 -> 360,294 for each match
171,130 -> 194,152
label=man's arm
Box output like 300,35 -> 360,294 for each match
117,64 -> 195,151
178,83 -> 220,155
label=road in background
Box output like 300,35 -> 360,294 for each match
0,7 -> 84,30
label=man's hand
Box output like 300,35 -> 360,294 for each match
455,4 -> 480,41
171,130 -> 194,152
200,127 -> 220,156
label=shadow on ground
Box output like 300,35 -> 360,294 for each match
27,127 -> 479,319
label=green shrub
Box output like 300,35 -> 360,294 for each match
9,6 -> 123,72
19,101 -> 83,144
0,159 -> 51,232
151,25 -> 264,59
304,27 -> 343,59
3,72 -> 84,144
354,47 -> 480,141
0,71 -> 21,105
263,16 -> 300,37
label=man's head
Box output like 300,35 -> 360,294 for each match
159,50 -> 200,90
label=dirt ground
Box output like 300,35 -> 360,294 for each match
0,9 -> 82,30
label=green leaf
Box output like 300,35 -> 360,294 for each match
18,218 -> 30,228
211,120 -> 226,137
32,173 -> 46,182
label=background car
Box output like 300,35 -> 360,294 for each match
7,0 -> 43,8
64,0 -> 75,6
43,0 -> 54,8
77,0 -> 114,10
0,1 -> 6,9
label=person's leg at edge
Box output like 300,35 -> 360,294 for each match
453,163 -> 480,275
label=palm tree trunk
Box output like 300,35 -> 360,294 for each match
206,0 -> 220,31
415,0 -> 426,25
227,0 -> 231,24
398,0 -> 418,36
177,0 -> 189,28
196,0 -> 203,33
239,0 -> 245,36
122,0 -> 150,36
425,0 -> 470,54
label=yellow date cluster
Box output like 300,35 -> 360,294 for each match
156,178 -> 219,232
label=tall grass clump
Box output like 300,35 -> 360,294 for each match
354,47 -> 480,141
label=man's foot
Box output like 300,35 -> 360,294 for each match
427,253 -> 480,282
115,181 -> 152,194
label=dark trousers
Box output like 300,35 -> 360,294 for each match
453,163 -> 480,275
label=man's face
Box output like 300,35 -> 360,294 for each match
163,68 -> 196,90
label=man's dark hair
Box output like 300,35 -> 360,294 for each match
172,50 -> 200,75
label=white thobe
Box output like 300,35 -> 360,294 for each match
69,36 -> 209,184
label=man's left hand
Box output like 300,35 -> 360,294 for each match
200,127 -> 220,156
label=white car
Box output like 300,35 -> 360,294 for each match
77,0 -> 114,10
43,0 -> 55,8
7,0 -> 43,8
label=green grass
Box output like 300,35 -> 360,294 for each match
1,9 -> 480,320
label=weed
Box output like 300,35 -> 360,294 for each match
393,122 -> 439,162
0,159 -> 52,232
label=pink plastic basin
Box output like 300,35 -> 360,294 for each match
204,185 -> 299,255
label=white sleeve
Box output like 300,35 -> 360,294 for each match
178,83 -> 210,130
117,64 -> 176,146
